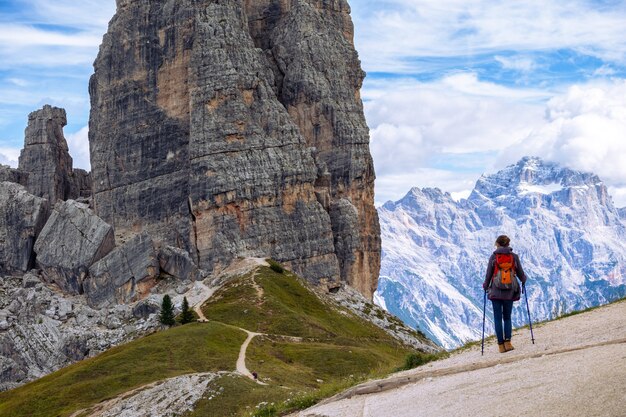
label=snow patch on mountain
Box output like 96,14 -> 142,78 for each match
518,182 -> 563,195
376,157 -> 626,349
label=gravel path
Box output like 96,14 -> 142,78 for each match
236,329 -> 267,385
294,300 -> 626,417
191,257 -> 268,322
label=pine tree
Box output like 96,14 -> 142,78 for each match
180,296 -> 195,324
159,294 -> 175,326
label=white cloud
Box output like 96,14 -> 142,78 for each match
66,126 -> 91,170
369,76 -> 626,208
0,1 -> 114,69
23,0 -> 115,29
495,55 -> 537,72
608,186 -> 626,208
0,147 -> 20,167
7,78 -> 30,87
367,74 -> 546,201
501,80 -> 626,187
593,65 -> 617,77
351,0 -> 626,72
0,24 -> 102,48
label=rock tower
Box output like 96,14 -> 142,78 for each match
89,0 -> 380,298
18,105 -> 91,203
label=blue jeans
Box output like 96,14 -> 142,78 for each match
491,300 -> 513,344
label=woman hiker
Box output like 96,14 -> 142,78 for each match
483,235 -> 527,353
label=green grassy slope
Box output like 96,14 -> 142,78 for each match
0,265 -> 426,417
0,322 -> 245,417
190,266 -> 419,416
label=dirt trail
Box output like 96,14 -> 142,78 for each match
191,281 -> 213,322
236,329 -> 267,385
190,258 -> 270,384
293,300 -> 626,417
192,257 -> 268,322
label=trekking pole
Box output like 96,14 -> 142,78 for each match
481,290 -> 487,356
523,283 -> 535,344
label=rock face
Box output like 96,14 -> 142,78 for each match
158,245 -> 205,282
0,183 -> 48,274
0,165 -> 27,186
34,200 -> 115,295
17,105 -> 92,204
71,168 -> 92,200
89,0 -> 380,298
85,233 -> 159,308
0,273 -> 160,391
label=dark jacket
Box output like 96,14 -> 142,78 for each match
483,246 -> 527,301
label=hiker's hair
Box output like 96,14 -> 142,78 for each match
496,235 -> 510,247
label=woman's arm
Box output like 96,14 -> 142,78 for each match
483,254 -> 495,290
514,253 -> 527,284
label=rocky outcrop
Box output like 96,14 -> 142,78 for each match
0,182 -> 48,274
158,245 -> 205,282
0,273 -> 160,391
18,106 -> 74,203
85,233 -> 159,308
84,373 -> 221,417
34,200 -> 115,295
71,168 -> 92,200
89,0 -> 380,299
17,105 -> 92,204
0,165 -> 27,186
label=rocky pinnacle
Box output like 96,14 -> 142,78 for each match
89,0 -> 380,298
17,105 -> 92,203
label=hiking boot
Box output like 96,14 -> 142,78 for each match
498,343 -> 506,353
504,340 -> 514,351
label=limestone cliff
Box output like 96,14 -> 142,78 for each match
18,105 -> 92,203
89,0 -> 380,298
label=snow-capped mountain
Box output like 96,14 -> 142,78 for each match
375,157 -> 626,349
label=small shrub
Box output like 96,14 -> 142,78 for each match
267,259 -> 285,274
396,352 -> 447,371
285,396 -> 317,411
253,404 -> 277,417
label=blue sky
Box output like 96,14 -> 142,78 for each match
1,0 -> 626,205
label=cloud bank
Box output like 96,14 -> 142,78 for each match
1,0 -> 626,208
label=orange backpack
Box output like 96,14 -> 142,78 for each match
492,253 -> 517,290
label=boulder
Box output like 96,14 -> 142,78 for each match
158,246 -> 204,282
21,271 -> 41,289
131,300 -> 160,319
34,200 -> 115,294
0,182 -> 48,274
85,233 -> 159,308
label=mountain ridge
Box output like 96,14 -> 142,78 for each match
376,156 -> 626,348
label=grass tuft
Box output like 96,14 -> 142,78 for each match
267,259 -> 285,274
395,351 -> 449,372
